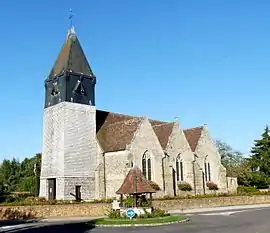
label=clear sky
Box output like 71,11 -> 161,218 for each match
0,0 -> 269,160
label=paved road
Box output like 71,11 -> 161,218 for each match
2,208 -> 270,233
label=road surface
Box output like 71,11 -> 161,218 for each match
1,207 -> 270,233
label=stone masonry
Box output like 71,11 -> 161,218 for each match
40,102 -> 97,201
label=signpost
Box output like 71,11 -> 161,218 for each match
126,208 -> 136,220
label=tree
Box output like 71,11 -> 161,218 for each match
215,140 -> 245,177
0,158 -> 21,192
249,126 -> 270,175
0,153 -> 42,195
247,126 -> 270,188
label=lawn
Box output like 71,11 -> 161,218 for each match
93,215 -> 185,226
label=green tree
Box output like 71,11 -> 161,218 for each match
19,153 -> 41,195
0,158 -> 21,192
247,126 -> 270,188
0,153 -> 42,194
249,126 -> 270,175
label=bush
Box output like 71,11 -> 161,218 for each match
0,208 -> 36,220
206,182 -> 219,190
107,210 -> 122,219
149,181 -> 161,191
237,186 -> 258,194
124,196 -> 134,208
177,182 -> 192,191
151,208 -> 169,217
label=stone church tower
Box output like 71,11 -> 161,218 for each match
39,26 -> 97,201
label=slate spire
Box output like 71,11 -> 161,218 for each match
47,25 -> 94,80
44,19 -> 96,108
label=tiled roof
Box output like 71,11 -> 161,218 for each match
48,31 -> 94,80
96,110 -> 177,152
183,126 -> 204,152
152,123 -> 174,150
96,110 -> 141,152
116,166 -> 156,195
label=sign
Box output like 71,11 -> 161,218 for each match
112,200 -> 120,210
126,208 -> 135,219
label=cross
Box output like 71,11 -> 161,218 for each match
69,8 -> 75,28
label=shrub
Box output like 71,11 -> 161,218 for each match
138,209 -> 152,218
151,208 -> 170,217
177,182 -> 192,191
237,186 -> 258,194
107,210 -> 122,219
149,181 -> 161,191
124,196 -> 134,208
206,182 -> 219,190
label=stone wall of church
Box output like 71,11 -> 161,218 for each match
104,150 -> 131,198
40,102 -> 97,201
127,118 -> 165,196
95,142 -> 105,200
165,122 -> 195,195
192,160 -> 205,195
194,125 -> 236,193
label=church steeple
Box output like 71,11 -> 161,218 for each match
44,21 -> 96,108
47,26 -> 94,80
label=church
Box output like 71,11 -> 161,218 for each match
39,26 -> 238,201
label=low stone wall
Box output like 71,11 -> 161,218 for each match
0,203 -> 111,218
153,195 -> 270,211
1,195 -> 270,218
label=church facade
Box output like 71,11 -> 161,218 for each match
39,27 -> 238,201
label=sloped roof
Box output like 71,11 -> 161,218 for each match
96,110 -> 176,153
152,122 -> 174,150
48,28 -> 94,80
116,166 -> 156,194
183,126 -> 204,152
96,110 -> 141,152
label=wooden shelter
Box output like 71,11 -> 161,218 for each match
116,166 -> 156,207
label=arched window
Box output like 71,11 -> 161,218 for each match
204,158 -> 211,182
176,155 -> 184,182
142,151 -> 151,180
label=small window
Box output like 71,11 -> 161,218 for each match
176,155 -> 184,182
204,158 -> 211,182
142,151 -> 152,180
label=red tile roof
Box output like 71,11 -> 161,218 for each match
183,126 -> 204,152
96,110 -> 175,153
96,110 -> 141,152
116,166 -> 156,195
152,123 -> 174,150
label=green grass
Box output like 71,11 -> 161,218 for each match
93,215 -> 185,226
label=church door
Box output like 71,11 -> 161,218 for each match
48,178 -> 56,200
75,185 -> 81,201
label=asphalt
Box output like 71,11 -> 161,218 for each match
1,207 -> 270,233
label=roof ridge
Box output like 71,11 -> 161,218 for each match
152,122 -> 174,127
183,126 -> 204,131
106,117 -> 142,127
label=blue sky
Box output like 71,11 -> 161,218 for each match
0,0 -> 269,160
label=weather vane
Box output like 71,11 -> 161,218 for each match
69,8 -> 75,28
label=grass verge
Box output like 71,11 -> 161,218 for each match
93,215 -> 185,226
